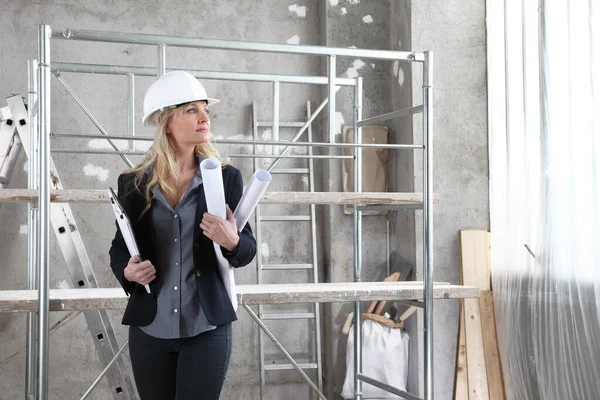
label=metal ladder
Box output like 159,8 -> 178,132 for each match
251,101 -> 322,399
4,95 -> 135,399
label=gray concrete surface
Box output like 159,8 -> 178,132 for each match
0,1 -> 488,399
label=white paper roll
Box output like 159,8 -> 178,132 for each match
233,169 -> 272,230
200,158 -> 237,311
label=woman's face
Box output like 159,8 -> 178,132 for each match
166,100 -> 211,147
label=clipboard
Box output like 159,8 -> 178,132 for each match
107,187 -> 151,294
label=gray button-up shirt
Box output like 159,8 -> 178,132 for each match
140,167 -> 216,339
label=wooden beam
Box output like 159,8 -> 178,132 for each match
454,299 -> 469,400
460,230 -> 490,399
480,290 -> 505,400
0,282 -> 479,313
0,189 -> 440,205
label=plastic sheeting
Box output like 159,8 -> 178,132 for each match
341,320 -> 409,399
489,1 -> 600,399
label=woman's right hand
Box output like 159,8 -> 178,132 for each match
123,255 -> 156,286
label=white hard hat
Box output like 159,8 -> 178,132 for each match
142,71 -> 220,126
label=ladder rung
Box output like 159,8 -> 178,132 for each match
262,263 -> 314,270
261,313 -> 316,320
260,215 -> 311,221
264,363 -> 318,371
257,121 -> 306,127
271,168 -> 310,174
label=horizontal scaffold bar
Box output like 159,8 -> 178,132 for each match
51,28 -> 425,62
0,190 -> 440,205
0,282 -> 479,313
52,62 -> 357,86
51,132 -> 421,150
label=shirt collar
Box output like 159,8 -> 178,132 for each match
151,156 -> 205,196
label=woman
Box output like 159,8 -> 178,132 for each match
109,71 -> 256,400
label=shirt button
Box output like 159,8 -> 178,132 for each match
174,309 -> 178,313
174,238 -> 178,243
175,262 -> 179,266
174,286 -> 178,290
174,214 -> 178,219
196,270 -> 201,277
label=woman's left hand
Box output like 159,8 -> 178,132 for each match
200,205 -> 240,252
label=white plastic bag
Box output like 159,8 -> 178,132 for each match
342,320 -> 409,399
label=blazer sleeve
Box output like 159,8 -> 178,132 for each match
108,174 -> 135,294
221,168 -> 257,268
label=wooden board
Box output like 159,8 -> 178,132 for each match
0,189 -> 440,205
454,299 -> 469,400
460,230 -> 491,290
0,282 -> 479,313
463,295 -> 488,399
461,230 -> 490,399
480,290 -> 505,400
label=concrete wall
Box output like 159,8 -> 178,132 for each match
0,1 -> 488,399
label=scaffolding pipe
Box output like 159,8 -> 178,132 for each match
52,131 -> 420,150
353,76 -> 363,400
36,24 -> 51,400
423,51 -> 434,400
272,81 -> 280,154
52,28 -> 423,61
266,97 -> 329,172
26,58 -> 39,400
357,105 -> 424,128
53,75 -> 134,168
50,149 -> 352,159
127,74 -> 135,150
157,44 -> 166,77
80,342 -> 129,400
328,55 -> 336,143
357,374 -> 423,400
51,62 -> 357,86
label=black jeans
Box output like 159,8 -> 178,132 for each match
128,324 -> 232,400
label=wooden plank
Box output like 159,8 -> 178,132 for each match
480,290 -> 505,400
463,295 -> 488,399
460,230 -> 491,290
454,299 -> 469,400
0,189 -> 440,205
461,230 -> 490,399
0,282 -> 479,313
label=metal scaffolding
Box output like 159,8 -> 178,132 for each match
16,24 -> 438,399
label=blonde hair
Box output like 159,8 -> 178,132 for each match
126,103 -> 225,216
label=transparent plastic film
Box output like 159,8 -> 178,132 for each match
490,1 -> 600,399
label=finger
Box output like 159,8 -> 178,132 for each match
200,223 -> 211,232
129,255 -> 140,263
203,212 -> 217,222
226,205 -> 234,220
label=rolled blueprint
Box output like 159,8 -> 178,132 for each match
200,158 -> 237,310
233,169 -> 272,230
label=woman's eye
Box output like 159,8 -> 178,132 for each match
204,108 -> 210,115
187,108 -> 197,113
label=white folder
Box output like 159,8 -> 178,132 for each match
107,187 -> 151,294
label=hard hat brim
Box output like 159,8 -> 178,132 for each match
142,97 -> 220,126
